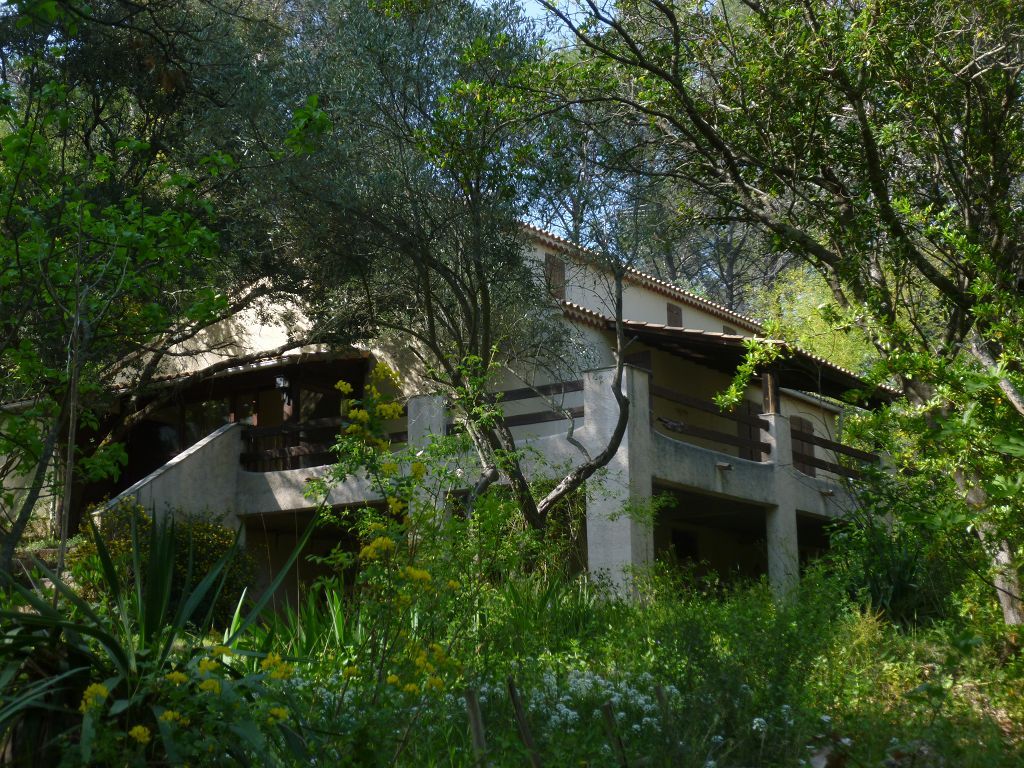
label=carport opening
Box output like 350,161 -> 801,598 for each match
653,485 -> 769,581
797,512 -> 832,569
244,509 -> 356,610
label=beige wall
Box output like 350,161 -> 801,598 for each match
528,241 -> 756,335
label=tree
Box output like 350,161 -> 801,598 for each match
270,0 -> 631,530
0,0 -> 316,571
541,0 -> 1024,621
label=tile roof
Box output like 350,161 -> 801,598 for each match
522,223 -> 764,334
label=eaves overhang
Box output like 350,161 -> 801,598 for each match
562,301 -> 899,409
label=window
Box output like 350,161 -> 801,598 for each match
666,303 -> 682,327
544,253 -> 565,300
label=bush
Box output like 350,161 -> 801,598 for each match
826,471 -> 982,625
0,505 -> 307,766
68,498 -> 253,626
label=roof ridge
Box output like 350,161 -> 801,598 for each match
522,223 -> 764,333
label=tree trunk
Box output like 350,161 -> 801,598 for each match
0,412 -> 65,576
959,472 -> 1023,625
977,524 -> 1024,626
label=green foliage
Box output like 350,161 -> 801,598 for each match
67,499 -> 254,626
232,374 -> 1022,765
749,266 -> 877,375
826,472 -> 982,625
548,0 -> 1024,620
713,336 -> 782,410
0,492 -> 315,765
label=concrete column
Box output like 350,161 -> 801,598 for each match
585,365 -> 654,591
406,393 -> 447,449
762,412 -> 800,598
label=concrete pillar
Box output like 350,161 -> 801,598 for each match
406,393 -> 447,449
762,412 -> 800,598
585,365 -> 654,591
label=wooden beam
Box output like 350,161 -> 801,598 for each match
762,368 -> 780,415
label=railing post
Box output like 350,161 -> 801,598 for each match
761,412 -> 800,599
584,365 -> 653,593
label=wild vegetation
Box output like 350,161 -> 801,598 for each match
2,0 -> 1024,764
2,377 -> 1022,765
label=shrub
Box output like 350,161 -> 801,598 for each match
826,471 -> 981,625
68,498 -> 253,626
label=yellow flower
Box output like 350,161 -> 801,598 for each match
79,683 -> 109,713
401,565 -> 431,584
335,380 -> 353,395
371,364 -> 399,386
342,666 -> 359,679
164,671 -> 188,686
386,674 -> 400,685
198,679 -> 221,695
271,665 -> 293,680
426,676 -> 445,692
198,658 -> 218,675
346,423 -> 363,435
402,683 -> 420,695
429,643 -> 446,660
128,725 -> 151,745
267,706 -> 288,724
259,652 -> 294,681
159,710 -> 182,723
387,496 -> 407,515
210,645 -> 232,657
359,536 -> 396,560
410,462 -> 426,480
376,402 -> 404,420
447,579 -> 461,590
348,408 -> 370,424
380,461 -> 399,477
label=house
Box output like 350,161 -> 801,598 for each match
99,226 -> 892,595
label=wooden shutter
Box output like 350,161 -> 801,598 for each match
666,303 -> 682,327
544,253 -> 565,300
791,416 -> 816,476
736,399 -> 760,460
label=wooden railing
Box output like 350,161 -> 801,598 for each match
650,385 -> 772,459
791,428 -> 879,479
447,406 -> 584,435
650,384 -> 881,475
241,382 -> 585,472
241,417 -> 341,472
241,417 -> 408,472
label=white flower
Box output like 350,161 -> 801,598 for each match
752,717 -> 768,733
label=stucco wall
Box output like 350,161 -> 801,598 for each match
112,422 -> 242,525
